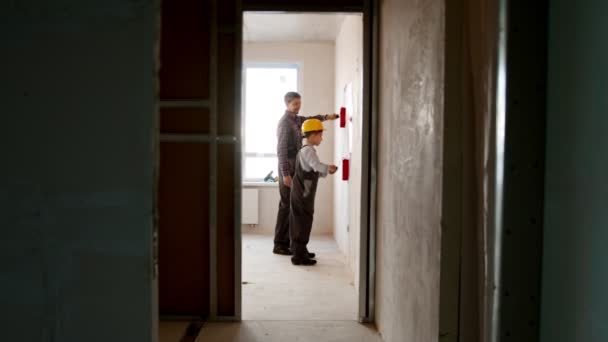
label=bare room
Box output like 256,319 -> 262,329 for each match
240,12 -> 367,322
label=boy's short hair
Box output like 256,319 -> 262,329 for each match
304,130 -> 323,139
284,91 -> 301,105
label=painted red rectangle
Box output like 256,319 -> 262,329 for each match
342,158 -> 350,181
340,107 -> 346,127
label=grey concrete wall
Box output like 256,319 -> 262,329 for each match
0,1 -> 159,341
541,1 -> 608,341
375,0 -> 445,341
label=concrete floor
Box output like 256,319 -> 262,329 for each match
159,321 -> 189,342
242,233 -> 358,321
160,321 -> 383,342
196,321 -> 382,342
159,234 -> 383,342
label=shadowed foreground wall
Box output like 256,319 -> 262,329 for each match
375,0 -> 445,341
541,1 -> 608,341
0,1 -> 158,341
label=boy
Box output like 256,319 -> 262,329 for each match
289,119 -> 338,266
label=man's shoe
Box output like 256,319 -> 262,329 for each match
291,257 -> 317,266
273,246 -> 293,255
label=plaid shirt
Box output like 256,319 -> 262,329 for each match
277,110 -> 326,176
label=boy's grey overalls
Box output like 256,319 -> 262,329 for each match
289,145 -> 319,260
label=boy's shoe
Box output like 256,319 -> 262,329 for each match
291,257 -> 317,266
273,246 -> 293,255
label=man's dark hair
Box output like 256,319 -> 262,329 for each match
284,91 -> 301,105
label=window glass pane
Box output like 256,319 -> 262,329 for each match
244,67 -> 298,155
244,156 -> 278,180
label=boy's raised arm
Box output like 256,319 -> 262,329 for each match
301,147 -> 329,177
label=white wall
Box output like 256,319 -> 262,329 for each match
0,1 -> 158,341
333,15 -> 364,287
243,42 -> 336,235
242,186 -> 280,235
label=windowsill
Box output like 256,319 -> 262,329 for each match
243,181 -> 279,188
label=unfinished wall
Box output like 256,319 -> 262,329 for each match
375,0 -> 445,341
0,1 -> 158,341
541,1 -> 608,341
438,0 -> 500,340
243,42 -> 336,234
333,15 -> 363,287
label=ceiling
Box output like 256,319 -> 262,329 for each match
243,13 -> 358,42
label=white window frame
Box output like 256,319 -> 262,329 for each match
242,62 -> 301,183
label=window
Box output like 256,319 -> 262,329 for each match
243,64 -> 299,182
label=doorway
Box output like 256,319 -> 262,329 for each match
240,12 -> 366,321
155,0 -> 486,341
157,0 -> 379,339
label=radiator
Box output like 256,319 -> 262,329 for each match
241,188 -> 259,225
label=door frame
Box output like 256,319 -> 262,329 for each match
233,0 -> 379,323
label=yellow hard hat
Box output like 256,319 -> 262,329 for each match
302,119 -> 325,134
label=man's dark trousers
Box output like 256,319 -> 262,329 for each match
274,160 -> 294,248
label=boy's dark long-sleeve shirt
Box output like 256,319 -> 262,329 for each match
277,110 -> 326,176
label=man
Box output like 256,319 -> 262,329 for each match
273,91 -> 339,255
